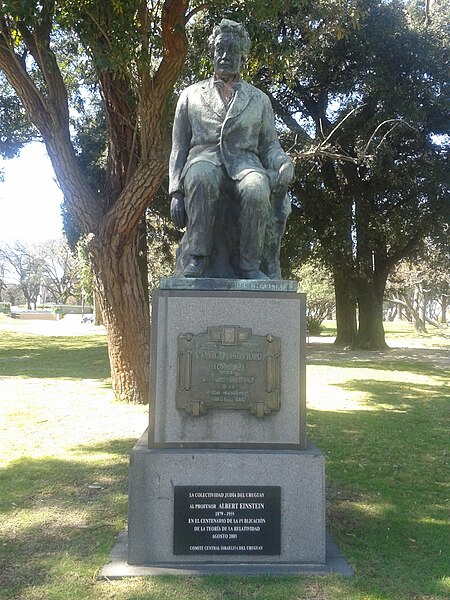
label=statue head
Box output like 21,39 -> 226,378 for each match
208,19 -> 251,80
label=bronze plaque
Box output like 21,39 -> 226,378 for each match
176,326 -> 280,417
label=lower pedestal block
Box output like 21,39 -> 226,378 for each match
128,430 -> 325,566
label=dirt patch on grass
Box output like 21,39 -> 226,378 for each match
307,339 -> 449,371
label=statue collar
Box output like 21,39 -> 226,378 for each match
213,74 -> 242,89
200,77 -> 250,119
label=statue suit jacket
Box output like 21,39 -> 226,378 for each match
169,77 -> 290,195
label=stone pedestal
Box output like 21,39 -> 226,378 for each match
127,282 -> 327,570
149,288 -> 306,448
128,434 -> 325,565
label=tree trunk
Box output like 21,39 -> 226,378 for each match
420,289 -> 428,328
356,279 -> 389,349
90,229 -> 150,403
413,285 -> 426,332
392,295 -> 426,332
0,0 -> 188,403
441,293 -> 448,325
138,217 -> 150,312
333,268 -> 357,347
93,286 -> 104,327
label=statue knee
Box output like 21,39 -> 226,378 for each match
237,172 -> 271,210
184,162 -> 223,191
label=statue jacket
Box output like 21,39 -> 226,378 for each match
169,77 -> 291,195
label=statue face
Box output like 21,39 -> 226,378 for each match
213,33 -> 243,79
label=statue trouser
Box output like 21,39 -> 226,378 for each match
183,161 -> 270,273
263,192 -> 291,279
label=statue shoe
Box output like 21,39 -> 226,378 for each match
241,269 -> 270,280
183,256 -> 207,278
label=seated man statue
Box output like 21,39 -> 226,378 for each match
169,18 -> 294,280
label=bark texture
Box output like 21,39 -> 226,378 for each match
355,279 -> 389,349
333,269 -> 357,347
0,0 -> 188,403
90,231 -> 150,403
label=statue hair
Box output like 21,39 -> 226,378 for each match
208,19 -> 251,59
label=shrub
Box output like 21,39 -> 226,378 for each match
306,317 -> 323,336
296,260 -> 335,333
0,302 -> 11,315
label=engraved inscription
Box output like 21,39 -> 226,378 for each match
176,326 -> 280,417
159,277 -> 298,293
173,486 -> 281,555
228,280 -> 294,292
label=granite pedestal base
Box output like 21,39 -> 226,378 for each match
149,289 -> 306,449
119,284 -> 347,574
128,430 -> 326,566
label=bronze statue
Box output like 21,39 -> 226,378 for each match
169,19 -> 293,280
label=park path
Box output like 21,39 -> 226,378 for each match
307,336 -> 449,371
0,313 -> 105,337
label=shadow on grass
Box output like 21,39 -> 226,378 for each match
1,397 -> 448,600
307,344 -> 449,376
306,405 -> 448,600
0,333 -> 110,380
305,359 -> 448,597
0,437 -> 138,599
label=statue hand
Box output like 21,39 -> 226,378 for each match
170,193 -> 186,229
273,161 -> 294,194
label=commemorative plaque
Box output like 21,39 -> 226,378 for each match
176,326 -> 281,418
173,486 -> 281,555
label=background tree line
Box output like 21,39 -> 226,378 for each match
0,238 -> 91,309
1,235 -> 447,339
0,0 -> 448,402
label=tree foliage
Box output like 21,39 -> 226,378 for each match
221,0 -> 449,348
0,0 -> 189,402
0,74 -> 36,161
296,257 -> 335,334
179,0 -> 448,349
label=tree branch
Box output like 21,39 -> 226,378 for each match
265,90 -> 312,143
152,0 -> 188,92
291,115 -> 419,168
185,3 -> 208,23
16,11 -> 70,130
0,28 -> 51,133
362,119 -> 419,160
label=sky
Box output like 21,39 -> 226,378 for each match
0,142 -> 64,244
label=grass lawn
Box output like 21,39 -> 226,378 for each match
0,315 -> 448,599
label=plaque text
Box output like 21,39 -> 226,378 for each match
173,486 -> 281,555
176,326 -> 281,417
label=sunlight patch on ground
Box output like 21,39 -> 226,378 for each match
342,499 -> 398,518
307,365 -> 440,412
418,517 -> 449,526
438,577 -> 450,593
0,378 -> 148,464
4,506 -> 90,533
